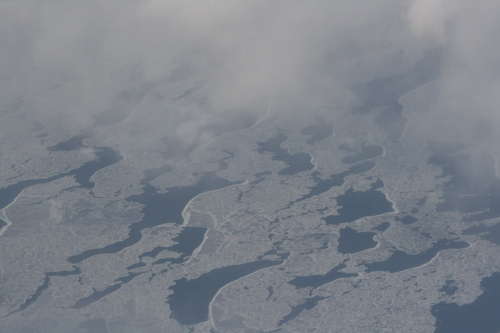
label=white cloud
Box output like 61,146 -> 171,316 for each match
406,1 -> 500,146
407,0 -> 454,43
2,0 -> 498,150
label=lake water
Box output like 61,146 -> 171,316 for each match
432,272 -> 500,333
257,132 -> 314,175
68,173 -> 237,263
365,239 -> 468,273
337,227 -> 377,254
288,263 -> 358,290
168,260 -> 282,325
323,180 -> 393,225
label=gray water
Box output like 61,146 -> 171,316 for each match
337,227 -> 377,254
278,296 -> 326,326
0,140 -> 123,211
365,239 -> 468,273
439,280 -> 458,296
323,180 -> 393,225
349,47 -> 442,115
8,266 -> 81,315
464,223 -> 500,245
168,260 -> 282,325
257,132 -> 314,175
0,218 -> 7,229
288,263 -> 357,290
67,173 -> 237,263
71,272 -> 144,309
432,272 -> 500,333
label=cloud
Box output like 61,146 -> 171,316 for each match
407,0 -> 454,43
2,0 -> 498,151
405,1 -> 500,146
0,1 -> 416,144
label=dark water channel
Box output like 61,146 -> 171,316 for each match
323,180 -> 393,225
300,162 -> 375,203
432,272 -> 500,333
257,132 -> 314,175
278,296 -> 326,326
337,227 -> 377,254
68,172 -> 238,263
281,161 -> 375,212
71,272 -> 144,309
288,263 -> 357,290
464,223 -> 500,245
167,227 -> 207,256
0,139 -> 123,211
8,266 -> 81,316
365,239 -> 468,273
168,260 -> 282,325
439,279 -> 458,296
140,227 -> 207,267
350,48 -> 442,114
47,133 -> 93,152
350,48 -> 442,141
